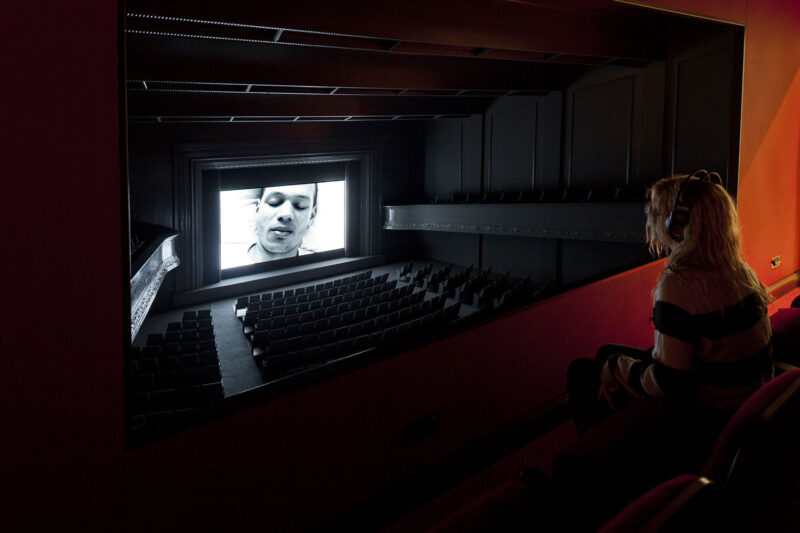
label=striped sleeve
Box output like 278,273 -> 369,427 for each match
647,298 -> 697,400
600,353 -> 696,401
600,295 -> 697,400
600,354 -> 649,399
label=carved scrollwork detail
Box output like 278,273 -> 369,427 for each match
131,255 -> 180,341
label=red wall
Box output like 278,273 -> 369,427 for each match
1,2 -> 124,531
2,1 -> 799,531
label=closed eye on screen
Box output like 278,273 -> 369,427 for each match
265,194 -> 285,207
265,194 -> 309,209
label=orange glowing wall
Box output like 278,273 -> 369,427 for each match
646,0 -> 800,285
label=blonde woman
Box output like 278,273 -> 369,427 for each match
568,170 -> 773,433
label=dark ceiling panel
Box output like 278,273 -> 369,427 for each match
127,13 -> 281,42
387,41 -> 482,58
126,0 -> 666,61
545,53 -> 612,65
479,49 -> 551,62
276,30 -> 395,51
126,33 -> 581,91
127,92 -> 494,118
248,85 -> 334,95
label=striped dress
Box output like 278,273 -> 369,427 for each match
600,268 -> 773,410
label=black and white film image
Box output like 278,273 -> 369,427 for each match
220,181 -> 345,269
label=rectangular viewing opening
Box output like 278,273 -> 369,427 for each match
201,159 -> 359,284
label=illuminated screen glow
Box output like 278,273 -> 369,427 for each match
220,180 -> 345,269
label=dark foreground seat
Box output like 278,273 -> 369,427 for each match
598,474 -> 719,533
770,307 -> 800,366
602,368 -> 800,532
699,368 -> 800,532
550,397 -> 731,530
427,369 -> 800,533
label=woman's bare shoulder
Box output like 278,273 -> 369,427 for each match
654,269 -> 711,309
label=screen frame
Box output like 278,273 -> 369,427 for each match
173,141 -> 382,294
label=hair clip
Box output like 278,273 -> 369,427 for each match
688,169 -> 722,185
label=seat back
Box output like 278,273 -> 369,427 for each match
702,369 -> 800,530
702,369 -> 800,481
599,474 -> 720,533
770,308 -> 800,365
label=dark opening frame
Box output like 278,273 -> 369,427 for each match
203,160 -> 356,282
173,140 -> 382,295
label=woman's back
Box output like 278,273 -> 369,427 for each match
653,267 -> 772,409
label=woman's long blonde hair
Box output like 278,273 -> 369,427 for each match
645,175 -> 769,305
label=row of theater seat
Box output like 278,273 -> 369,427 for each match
249,289 -> 434,350
241,278 -> 400,334
127,309 -> 224,440
402,262 -> 543,312
235,269 -> 466,382
235,270 -> 379,312
260,302 -> 461,381
431,186 -> 645,205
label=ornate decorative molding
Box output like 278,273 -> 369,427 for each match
131,234 -> 180,341
383,203 -> 646,243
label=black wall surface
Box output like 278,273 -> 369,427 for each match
668,30 -> 739,190
418,41 -> 736,288
421,64 -> 664,286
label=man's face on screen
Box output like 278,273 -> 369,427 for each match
254,184 -> 317,255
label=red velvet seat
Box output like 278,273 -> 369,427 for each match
770,308 -> 800,366
700,369 -> 800,531
598,474 -> 717,533
601,369 -> 800,532
702,368 -> 800,480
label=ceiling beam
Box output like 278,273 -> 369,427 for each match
126,33 -> 582,91
127,92 -> 495,118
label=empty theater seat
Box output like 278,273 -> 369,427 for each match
598,475 -> 719,533
698,369 -> 800,531
602,369 -> 800,532
770,307 -> 800,366
127,308 -> 223,441
234,265 -> 543,384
